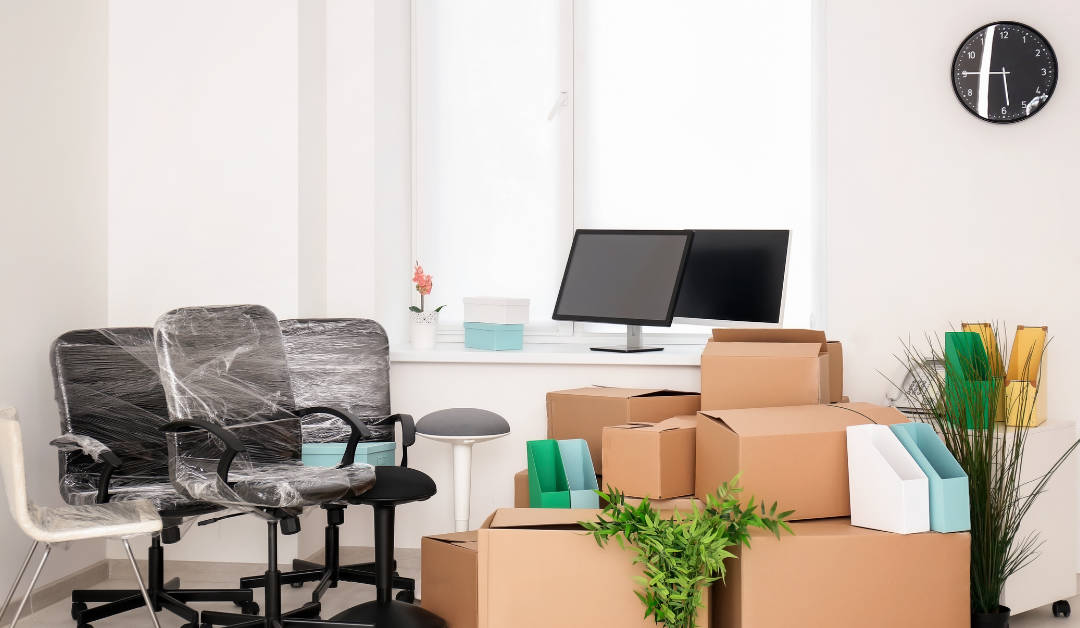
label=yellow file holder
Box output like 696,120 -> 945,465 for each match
1004,326 -> 1048,427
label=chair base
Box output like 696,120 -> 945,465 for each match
330,601 -> 446,628
72,536 -> 255,627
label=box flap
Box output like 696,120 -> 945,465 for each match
711,328 -> 828,352
607,417 -> 697,433
484,508 -> 603,529
463,296 -> 530,305
549,387 -> 688,399
702,341 -> 822,358
698,403 -> 908,437
426,530 -> 479,545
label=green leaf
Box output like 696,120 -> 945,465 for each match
434,304 -> 447,312
409,306 -> 422,313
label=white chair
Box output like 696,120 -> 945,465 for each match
0,405 -> 163,628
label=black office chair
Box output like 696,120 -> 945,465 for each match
238,318 -> 419,606
153,305 -> 441,628
50,328 -> 258,628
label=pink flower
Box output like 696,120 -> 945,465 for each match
413,263 -> 433,297
412,264 -> 426,284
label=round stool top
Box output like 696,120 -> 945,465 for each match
415,408 -> 510,438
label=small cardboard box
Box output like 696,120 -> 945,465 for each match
547,388 -> 701,473
827,340 -> 844,403
514,469 -> 529,508
701,329 -> 832,410
625,495 -> 705,514
477,509 -> 708,628
695,403 -> 909,520
603,417 -> 696,499
422,531 -> 479,628
713,518 -> 969,628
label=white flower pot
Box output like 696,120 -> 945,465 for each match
409,310 -> 440,349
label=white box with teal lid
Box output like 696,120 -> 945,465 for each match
462,297 -> 529,325
302,441 -> 396,467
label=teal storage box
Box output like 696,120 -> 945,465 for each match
302,442 -> 396,468
527,440 -> 571,508
890,423 -> 970,532
464,323 -> 524,351
557,439 -> 600,508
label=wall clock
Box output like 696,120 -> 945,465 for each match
952,22 -> 1057,123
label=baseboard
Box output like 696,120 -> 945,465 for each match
0,559 -> 109,627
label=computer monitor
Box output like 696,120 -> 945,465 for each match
672,229 -> 790,327
552,229 -> 695,352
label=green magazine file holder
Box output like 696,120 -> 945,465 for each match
890,423 -> 970,532
527,440 -> 571,508
557,439 -> 600,508
945,331 -> 994,429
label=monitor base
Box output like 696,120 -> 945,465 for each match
591,345 -> 664,353
588,325 -> 663,353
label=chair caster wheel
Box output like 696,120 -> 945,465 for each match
1053,600 -> 1071,617
395,589 -> 415,604
71,602 -> 88,620
240,601 -> 260,615
290,581 -> 305,588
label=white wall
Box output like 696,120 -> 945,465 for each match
0,0 -> 110,596
824,1 -> 1080,558
107,0 -> 301,327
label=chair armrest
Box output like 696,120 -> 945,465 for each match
389,414 -> 415,468
160,419 -> 247,483
50,435 -> 124,504
295,406 -> 373,467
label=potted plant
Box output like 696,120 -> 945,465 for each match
896,326 -> 1079,628
580,478 -> 792,628
409,262 -> 444,349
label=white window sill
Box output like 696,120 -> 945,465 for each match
389,342 -> 704,366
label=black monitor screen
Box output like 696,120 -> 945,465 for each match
673,229 -> 789,325
553,230 -> 694,326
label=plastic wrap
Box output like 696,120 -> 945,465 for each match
154,305 -> 376,515
280,318 -> 393,443
1,406 -> 162,542
50,328 -> 212,515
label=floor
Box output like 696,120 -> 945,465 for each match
993,576 -> 1079,627
15,547 -> 420,628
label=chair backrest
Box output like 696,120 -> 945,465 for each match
51,329 -> 171,493
280,318 -> 393,443
0,406 -> 41,539
154,304 -> 302,465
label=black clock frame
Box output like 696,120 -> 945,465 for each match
951,21 -> 1058,124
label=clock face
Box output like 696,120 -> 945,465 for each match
952,22 -> 1057,123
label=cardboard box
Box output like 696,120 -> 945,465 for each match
846,424 -> 929,534
514,469 -> 529,508
713,518 -> 969,628
695,403 -> 909,520
603,416 -> 696,499
477,509 -> 708,628
624,495 -> 705,514
547,388 -> 701,473
701,329 -> 831,410
827,340 -> 844,403
422,531 -> 479,628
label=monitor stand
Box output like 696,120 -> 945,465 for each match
590,325 -> 663,353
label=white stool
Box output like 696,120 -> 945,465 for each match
0,406 -> 163,628
415,409 -> 510,532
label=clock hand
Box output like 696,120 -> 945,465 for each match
1001,66 -> 1010,106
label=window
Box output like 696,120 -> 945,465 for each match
415,1 -> 815,341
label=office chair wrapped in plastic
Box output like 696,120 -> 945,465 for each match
154,305 -> 382,627
50,328 -> 259,627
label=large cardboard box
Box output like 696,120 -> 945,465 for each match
422,531 -> 479,628
603,417 -> 696,499
424,509 -> 709,628
713,518 -> 969,628
701,329 -> 834,410
547,388 -> 701,473
695,403 -> 909,520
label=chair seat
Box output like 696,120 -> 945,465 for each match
348,466 -> 436,506
229,463 -> 377,507
28,499 -> 162,544
61,475 -> 218,514
415,408 -> 510,438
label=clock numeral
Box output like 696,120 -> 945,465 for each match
1000,31 -> 1008,39
967,89 -> 973,96
1042,68 -> 1047,75
1002,107 -> 1008,115
1037,86 -> 1042,94
968,51 -> 976,59
1036,49 -> 1041,57
1024,36 -> 1027,43
1022,101 -> 1027,107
